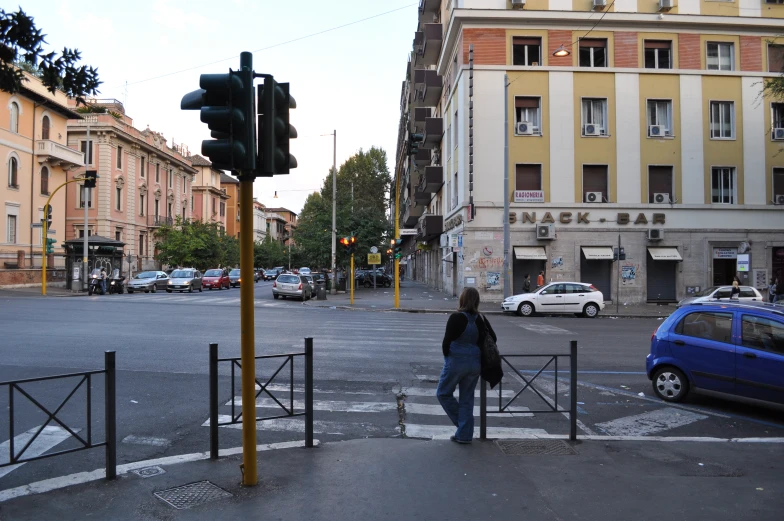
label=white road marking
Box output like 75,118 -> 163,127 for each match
402,387 -> 519,398
518,323 -> 574,335
403,424 -> 549,440
252,383 -> 378,395
405,403 -> 532,417
0,426 -> 74,479
120,435 -> 170,447
203,415 -> 386,436
595,408 -> 708,437
227,398 -> 396,413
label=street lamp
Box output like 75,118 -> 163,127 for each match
552,45 -> 571,57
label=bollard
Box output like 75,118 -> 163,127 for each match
569,340 -> 577,441
209,343 -> 219,459
480,377 -> 487,440
304,338 -> 314,448
105,351 -> 116,480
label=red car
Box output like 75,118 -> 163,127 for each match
202,268 -> 231,290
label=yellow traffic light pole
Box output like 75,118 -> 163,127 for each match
41,178 -> 83,296
350,253 -> 354,305
394,166 -> 400,309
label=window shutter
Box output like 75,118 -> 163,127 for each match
515,164 -> 542,191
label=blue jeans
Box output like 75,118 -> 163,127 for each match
101,279 -> 106,294
436,354 -> 481,442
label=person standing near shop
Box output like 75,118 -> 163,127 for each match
523,273 -> 531,293
768,277 -> 777,303
536,271 -> 545,288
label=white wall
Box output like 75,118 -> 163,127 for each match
742,77 -> 767,205
739,0 -> 761,17
548,0 -> 572,10
461,0 -> 508,8
615,74 -> 641,203
679,75 -> 704,204
549,72 -> 575,203
471,70 -> 506,208
613,0 -> 637,13
678,0 -> 700,15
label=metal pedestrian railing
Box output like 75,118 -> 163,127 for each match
480,340 -> 578,441
0,351 -> 116,479
209,339 -> 314,459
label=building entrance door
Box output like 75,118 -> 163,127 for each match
712,247 -> 738,285
580,249 -> 612,301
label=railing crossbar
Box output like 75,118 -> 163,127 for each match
0,370 -> 104,386
500,356 -> 557,412
228,356 -> 295,421
1,443 -> 108,468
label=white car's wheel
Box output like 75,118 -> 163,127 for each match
583,303 -> 599,318
517,302 -> 534,317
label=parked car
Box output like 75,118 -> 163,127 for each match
167,269 -> 203,293
299,267 -> 312,276
272,273 -> 312,301
302,275 -> 316,294
229,269 -> 242,287
127,271 -> 169,293
203,268 -> 230,290
646,301 -> 784,405
357,272 -> 392,288
677,285 -> 763,308
501,282 -> 605,318
253,268 -> 262,283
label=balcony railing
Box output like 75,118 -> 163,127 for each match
35,140 -> 85,168
414,69 -> 443,107
422,117 -> 444,148
149,216 -> 173,227
416,24 -> 443,67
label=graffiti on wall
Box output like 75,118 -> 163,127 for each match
551,256 -> 563,269
621,265 -> 638,285
487,272 -> 500,290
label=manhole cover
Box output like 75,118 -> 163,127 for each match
495,439 -> 578,456
131,466 -> 166,478
154,481 -> 232,510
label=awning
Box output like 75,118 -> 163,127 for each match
648,247 -> 682,261
514,246 -> 547,260
581,246 -> 614,260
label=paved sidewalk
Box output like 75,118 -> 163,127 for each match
1,437 -> 781,520
307,280 -> 676,318
0,285 -> 85,298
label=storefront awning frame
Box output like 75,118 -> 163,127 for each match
648,247 -> 683,261
513,246 -> 547,260
581,246 -> 614,260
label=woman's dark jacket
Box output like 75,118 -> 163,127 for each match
442,312 -> 497,357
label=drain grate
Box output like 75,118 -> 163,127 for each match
495,439 -> 578,456
131,466 -> 166,478
154,481 -> 232,510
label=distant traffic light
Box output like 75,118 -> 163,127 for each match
258,77 -> 297,176
45,238 -> 56,254
348,236 -> 357,254
340,237 -> 350,253
407,133 -> 424,156
84,170 -> 98,188
44,204 -> 53,230
392,238 -> 402,260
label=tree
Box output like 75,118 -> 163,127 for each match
154,218 -> 239,270
0,8 -> 101,102
254,235 -> 287,268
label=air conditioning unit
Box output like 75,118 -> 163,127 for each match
648,229 -> 664,241
511,0 -> 526,7
593,0 -> 607,8
659,0 -> 674,11
584,124 -> 602,136
649,125 -> 665,137
773,128 -> 784,141
585,191 -> 603,203
537,224 -> 555,240
775,194 -> 784,205
516,121 -> 534,135
653,192 -> 670,204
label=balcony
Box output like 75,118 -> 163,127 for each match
413,107 -> 431,126
149,216 -> 173,228
413,69 -> 443,107
417,215 -> 444,241
403,200 -> 425,227
413,148 -> 431,167
422,117 -> 443,148
35,140 -> 85,169
416,24 -> 443,67
419,0 -> 440,17
414,187 -> 431,205
419,166 -> 443,193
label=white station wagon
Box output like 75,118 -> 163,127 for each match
502,282 -> 605,318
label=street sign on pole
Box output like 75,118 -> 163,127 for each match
368,253 -> 381,265
400,229 -> 418,236
370,246 -> 378,254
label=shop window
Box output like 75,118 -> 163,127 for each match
644,41 -> 672,69
648,166 -> 673,203
583,165 -> 608,203
512,37 -> 541,66
647,100 -> 672,137
515,164 -> 542,191
711,167 -> 737,204
707,42 -> 734,71
579,39 -> 607,68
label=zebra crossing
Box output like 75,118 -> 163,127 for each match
106,293 -> 282,308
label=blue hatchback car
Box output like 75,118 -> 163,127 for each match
646,301 -> 784,405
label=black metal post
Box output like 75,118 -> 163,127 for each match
479,377 -> 487,440
304,338 -> 314,448
209,343 -> 219,460
569,341 -> 577,441
105,351 -> 116,480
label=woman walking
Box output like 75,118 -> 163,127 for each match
436,287 -> 497,444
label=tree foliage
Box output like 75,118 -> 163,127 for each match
154,218 -> 239,270
253,235 -> 288,269
0,8 -> 101,102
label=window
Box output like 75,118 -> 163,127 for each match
212,198 -> 217,215
115,228 -> 122,242
6,215 -> 16,243
648,166 -> 673,203
772,168 -> 784,199
710,101 -> 734,139
155,164 -> 160,183
8,157 -> 18,188
452,171 -> 458,209
117,146 -> 123,169
80,141 -> 93,165
9,102 -> 19,133
140,158 -> 146,178
579,39 -> 607,68
512,37 -> 541,66
772,103 -> 784,131
191,196 -> 194,209
581,98 -> 608,136
675,312 -> 733,343
515,164 -> 542,191
139,233 -> 145,256
583,165 -> 608,202
647,100 -> 673,137
168,202 -> 172,217
140,194 -> 145,216
116,186 -> 122,211
515,97 -> 541,134
40,166 -> 49,195
707,42 -> 734,71
711,167 -> 737,204
768,44 -> 784,73
41,115 -> 50,140
741,315 -> 784,354
79,186 -> 92,208
220,202 -> 226,217
644,40 -> 672,69
169,169 -> 173,188
453,110 -> 458,148
154,199 -> 160,218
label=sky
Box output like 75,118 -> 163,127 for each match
23,0 -> 418,214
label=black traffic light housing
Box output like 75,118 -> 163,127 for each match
44,204 -> 53,230
258,77 -> 297,176
392,238 -> 402,260
45,238 -> 56,254
340,236 -> 357,254
407,133 -> 424,156
83,170 -> 98,188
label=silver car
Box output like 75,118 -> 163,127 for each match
302,275 -> 316,294
229,268 -> 242,287
677,285 -> 763,307
272,273 -> 312,301
127,271 -> 169,293
166,269 -> 203,293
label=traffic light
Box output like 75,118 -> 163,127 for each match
258,77 -> 297,176
44,204 -> 52,230
348,236 -> 357,254
407,133 -> 424,156
386,248 -> 393,255
392,238 -> 402,260
45,238 -> 56,254
339,237 -> 350,253
181,52 -> 256,173
84,170 -> 97,188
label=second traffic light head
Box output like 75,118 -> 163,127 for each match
258,77 -> 297,177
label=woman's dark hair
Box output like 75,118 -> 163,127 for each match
458,287 -> 481,314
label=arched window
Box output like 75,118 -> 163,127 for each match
9,102 -> 19,133
40,166 -> 49,195
8,157 -> 18,187
41,115 -> 50,140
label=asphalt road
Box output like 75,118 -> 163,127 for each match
0,283 -> 782,492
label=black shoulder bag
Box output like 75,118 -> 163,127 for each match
480,315 -> 503,389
